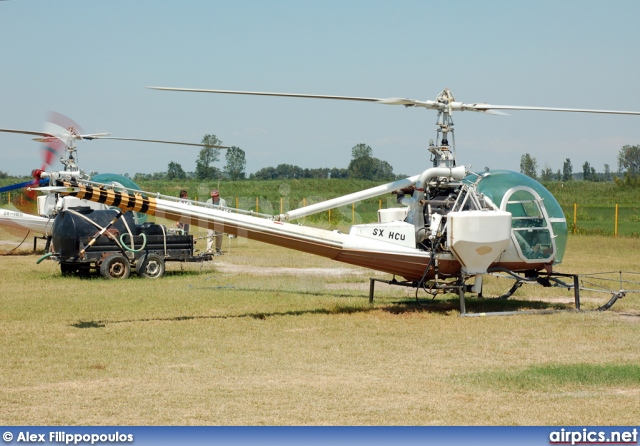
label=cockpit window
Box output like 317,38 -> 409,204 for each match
472,170 -> 567,264
514,228 -> 553,259
505,188 -> 554,261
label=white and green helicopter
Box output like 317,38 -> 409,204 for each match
37,87 -> 640,313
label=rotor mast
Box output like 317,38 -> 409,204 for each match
429,89 -> 457,169
35,127 -> 82,172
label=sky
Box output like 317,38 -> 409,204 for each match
1,0 -> 640,178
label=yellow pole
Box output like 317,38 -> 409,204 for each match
328,209 -> 331,224
280,197 -> 283,214
615,204 -> 619,238
256,197 -> 259,213
235,197 -> 239,210
379,199 -> 382,210
573,203 -> 577,234
352,202 -> 355,223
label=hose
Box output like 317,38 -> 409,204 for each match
0,230 -> 30,256
120,232 -> 147,252
120,214 -> 137,251
36,252 -> 53,264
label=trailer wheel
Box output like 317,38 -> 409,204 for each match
100,254 -> 131,279
137,254 -> 165,279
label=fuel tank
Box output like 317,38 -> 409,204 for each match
50,208 -> 137,259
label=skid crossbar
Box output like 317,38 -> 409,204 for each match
368,272 -> 583,316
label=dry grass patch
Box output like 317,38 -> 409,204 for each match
0,235 -> 639,425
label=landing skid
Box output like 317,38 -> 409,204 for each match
367,269 -> 631,316
368,276 -> 481,314
488,270 -> 582,310
488,269 -> 634,313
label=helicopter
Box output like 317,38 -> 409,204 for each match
0,112 -> 230,244
34,87 -> 640,312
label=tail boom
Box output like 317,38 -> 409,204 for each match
58,182 -> 442,280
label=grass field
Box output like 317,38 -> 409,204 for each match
1,232 -> 639,425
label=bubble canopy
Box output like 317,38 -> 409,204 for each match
466,170 -> 568,264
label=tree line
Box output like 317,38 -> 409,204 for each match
161,134 -> 247,182
519,145 -> 640,184
134,138 -> 402,182
5,132 -> 638,185
250,144 -> 397,180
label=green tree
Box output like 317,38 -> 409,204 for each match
329,167 -> 349,179
617,144 -> 640,177
375,160 -> 394,180
519,153 -> 538,179
224,146 -> 247,180
195,134 -> 222,180
251,166 -> 277,180
349,157 -> 376,180
582,161 -> 592,181
351,143 -> 373,160
540,163 -> 554,182
562,158 -> 573,181
167,161 -> 186,180
250,164 -> 306,180
603,164 -> 612,182
348,143 -> 395,180
275,164 -> 304,179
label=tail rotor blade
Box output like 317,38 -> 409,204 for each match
0,180 -> 36,193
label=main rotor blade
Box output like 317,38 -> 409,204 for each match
148,86 -> 436,109
149,87 -> 640,116
460,103 -> 640,116
83,135 -> 231,149
0,128 -> 228,149
0,128 -> 104,142
0,128 -> 54,138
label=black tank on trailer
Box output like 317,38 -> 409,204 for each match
49,207 -> 211,279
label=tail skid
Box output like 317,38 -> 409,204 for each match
0,208 -> 53,235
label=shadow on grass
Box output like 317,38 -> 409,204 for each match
186,284 -> 366,299
71,295 -> 574,329
72,321 -> 107,328
381,296 -> 573,315
71,306 -> 370,329
187,283 -> 575,315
